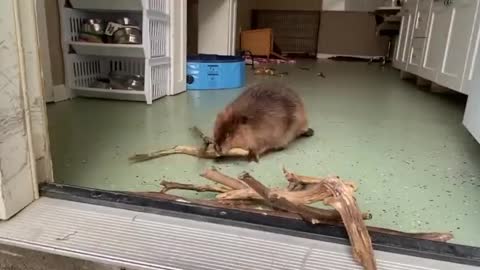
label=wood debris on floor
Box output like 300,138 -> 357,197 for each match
129,128 -> 454,270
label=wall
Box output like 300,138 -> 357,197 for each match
253,0 -> 322,10
198,0 -> 234,55
44,0 -> 64,85
323,0 -> 345,11
236,0 -> 322,50
317,11 -> 388,57
187,0 -> 198,55
345,0 -> 385,11
237,0 -> 254,33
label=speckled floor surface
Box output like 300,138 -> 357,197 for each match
47,60 -> 480,247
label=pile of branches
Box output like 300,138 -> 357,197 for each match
129,128 -> 453,270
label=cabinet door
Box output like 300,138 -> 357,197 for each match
420,1 -> 452,81
406,38 -> 426,74
413,1 -> 433,38
393,14 -> 410,68
462,2 -> 480,94
436,0 -> 480,92
393,1 -> 417,69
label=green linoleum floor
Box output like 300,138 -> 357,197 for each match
47,60 -> 480,247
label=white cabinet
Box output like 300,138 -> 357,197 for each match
464,83 -> 480,143
412,1 -> 433,38
406,0 -> 432,74
464,31 -> 480,143
421,0 -> 479,92
420,1 -> 452,80
462,9 -> 480,94
406,38 -> 426,73
393,0 -> 418,69
436,0 -> 480,92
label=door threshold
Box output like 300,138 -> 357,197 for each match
0,197 -> 478,270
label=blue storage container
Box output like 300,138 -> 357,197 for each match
187,54 -> 246,90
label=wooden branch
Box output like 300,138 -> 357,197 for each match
366,226 -> 453,242
132,190 -> 452,242
322,177 -> 376,270
200,167 -> 248,190
129,127 -> 249,163
128,167 -> 454,270
283,168 -> 358,191
160,180 -> 231,193
129,145 -> 249,162
238,173 -> 349,223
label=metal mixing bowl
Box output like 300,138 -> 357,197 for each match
79,18 -> 105,43
81,18 -> 105,35
90,78 -> 111,89
126,75 -> 144,91
115,17 -> 138,26
112,27 -> 142,44
109,71 -> 130,89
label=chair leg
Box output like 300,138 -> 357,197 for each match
380,39 -> 392,66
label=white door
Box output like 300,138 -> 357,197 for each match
169,0 -> 187,95
421,1 -> 453,81
0,0 -> 41,219
436,0 -> 480,92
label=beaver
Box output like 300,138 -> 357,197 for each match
213,82 -> 313,162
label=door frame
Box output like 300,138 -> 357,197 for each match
169,0 -> 188,96
0,0 -> 53,219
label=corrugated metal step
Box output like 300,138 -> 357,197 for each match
0,198 -> 477,270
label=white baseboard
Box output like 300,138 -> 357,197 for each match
53,84 -> 73,103
316,53 -> 384,60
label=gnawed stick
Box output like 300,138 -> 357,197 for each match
366,226 -> 453,242
238,172 -> 335,224
200,167 -> 248,190
129,126 -> 249,163
192,169 -> 361,222
322,177 -> 376,270
160,180 -> 231,193
283,168 -> 358,191
129,144 -> 249,162
202,168 -> 366,208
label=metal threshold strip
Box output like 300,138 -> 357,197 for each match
0,197 -> 478,270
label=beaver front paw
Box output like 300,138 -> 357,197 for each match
247,150 -> 260,163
